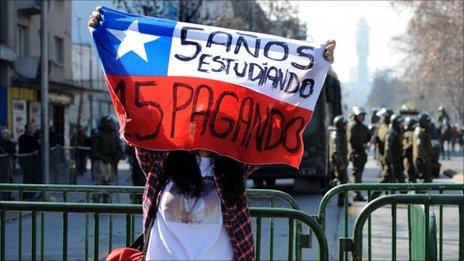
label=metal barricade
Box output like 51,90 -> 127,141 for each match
347,194 -> 464,261
7,145 -> 88,186
0,201 -> 328,261
317,183 -> 464,260
0,184 -> 313,260
0,184 -> 299,207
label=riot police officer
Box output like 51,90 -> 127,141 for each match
372,114 -> 406,199
374,108 -> 394,179
369,108 -> 380,159
329,115 -> 349,206
347,107 -> 371,201
402,117 -> 417,182
413,112 -> 434,183
382,114 -> 406,183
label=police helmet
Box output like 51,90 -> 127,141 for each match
352,106 -> 366,116
105,115 -> 118,131
418,112 -> 431,126
404,117 -> 417,130
390,114 -> 404,127
376,107 -> 394,119
99,116 -> 109,125
333,115 -> 347,129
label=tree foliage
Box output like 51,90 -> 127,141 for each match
393,1 -> 464,123
113,0 -> 208,23
113,0 -> 305,39
365,69 -> 408,111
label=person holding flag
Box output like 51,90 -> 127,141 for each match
89,6 -> 335,260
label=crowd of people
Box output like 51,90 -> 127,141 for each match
328,105 -> 463,206
0,116 -> 146,201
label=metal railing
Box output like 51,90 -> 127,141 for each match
317,183 -> 464,260
348,194 -> 464,261
0,145 -> 92,185
0,202 -> 328,261
0,185 -> 311,260
0,184 -> 299,207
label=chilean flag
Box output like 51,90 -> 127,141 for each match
91,7 -> 330,168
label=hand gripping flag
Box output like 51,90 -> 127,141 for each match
91,6 -> 331,168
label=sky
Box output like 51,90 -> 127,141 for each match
298,1 -> 412,83
72,1 -> 412,83
72,0 -> 113,44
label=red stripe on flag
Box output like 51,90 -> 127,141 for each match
106,75 -> 313,168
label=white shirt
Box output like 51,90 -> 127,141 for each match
146,156 -> 233,260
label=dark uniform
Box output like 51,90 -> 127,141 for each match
369,108 -> 380,159
329,116 -> 348,206
413,112 -> 433,183
375,109 -> 394,176
437,106 -> 451,160
381,115 -> 405,183
347,107 -> 371,201
91,117 -> 123,202
402,118 -> 416,182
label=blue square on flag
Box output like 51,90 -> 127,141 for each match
92,7 -> 176,76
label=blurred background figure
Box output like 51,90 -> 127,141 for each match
458,125 -> 464,153
106,116 -> 123,184
373,108 -> 394,181
382,114 -> 405,183
0,128 -> 16,157
18,123 -> 41,199
413,112 -> 434,183
429,120 -> 442,179
372,114 -> 405,199
402,117 -> 417,182
49,125 -> 64,184
450,123 -> 460,153
125,144 -> 146,204
328,116 -> 349,206
90,117 -> 122,203
0,128 -> 16,171
437,106 -> 452,160
71,126 -> 89,176
0,128 -> 16,200
369,108 -> 380,159
347,106 -> 371,201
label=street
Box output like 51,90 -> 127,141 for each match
3,150 -> 462,260
1,1 -> 463,260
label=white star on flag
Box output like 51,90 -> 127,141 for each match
107,20 -> 160,62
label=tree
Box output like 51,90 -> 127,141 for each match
366,69 -> 408,111
114,0 -> 208,23
113,0 -> 306,39
392,1 -> 464,123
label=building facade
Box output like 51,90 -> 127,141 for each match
70,43 -> 111,133
0,0 -> 86,146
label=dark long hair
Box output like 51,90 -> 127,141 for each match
163,151 -> 247,202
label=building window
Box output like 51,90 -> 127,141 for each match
55,37 -> 64,64
16,25 -> 29,58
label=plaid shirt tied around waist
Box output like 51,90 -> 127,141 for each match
135,148 -> 255,261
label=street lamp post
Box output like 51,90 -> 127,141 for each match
40,0 -> 50,184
